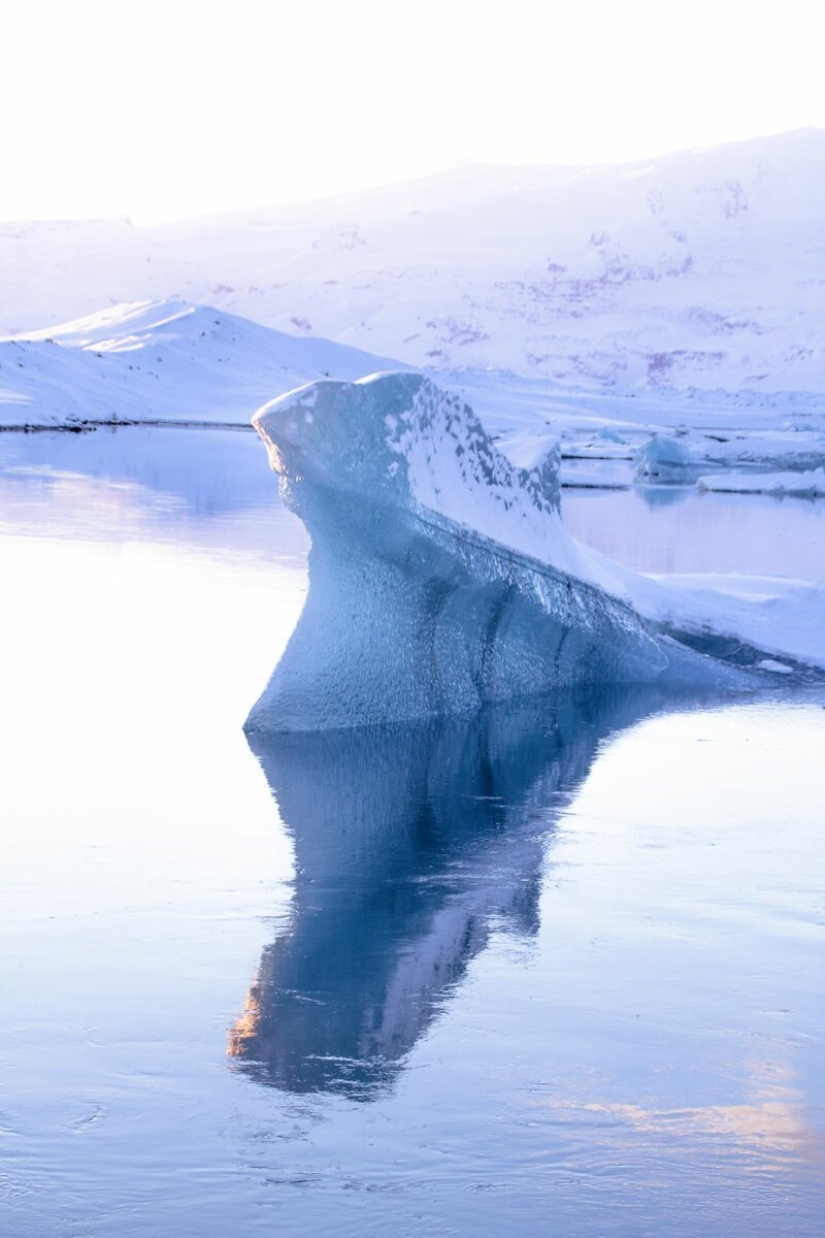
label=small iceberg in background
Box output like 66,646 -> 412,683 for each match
246,373 -> 823,733
634,432 -> 697,482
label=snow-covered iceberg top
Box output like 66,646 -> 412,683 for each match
248,372 -> 822,732
254,371 -> 576,564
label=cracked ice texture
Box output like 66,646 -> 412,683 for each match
246,373 -> 742,732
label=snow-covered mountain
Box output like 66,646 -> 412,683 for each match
0,300 -> 406,428
2,130 -> 824,396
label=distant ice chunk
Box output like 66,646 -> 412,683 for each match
245,373 -> 804,733
635,428 -> 825,479
634,433 -> 696,481
597,426 -> 628,444
697,468 -> 825,497
695,434 -> 825,473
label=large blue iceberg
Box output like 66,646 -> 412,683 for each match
246,373 -> 800,733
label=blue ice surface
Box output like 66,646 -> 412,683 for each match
246,373 -> 791,733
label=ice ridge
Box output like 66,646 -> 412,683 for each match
246,372 -> 783,732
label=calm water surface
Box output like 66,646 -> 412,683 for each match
563,481 -> 825,583
0,427 -> 823,1237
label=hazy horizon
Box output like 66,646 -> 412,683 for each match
5,0 -> 825,225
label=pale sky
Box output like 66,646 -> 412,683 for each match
3,0 -> 824,224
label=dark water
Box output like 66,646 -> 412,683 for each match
0,428 -> 823,1236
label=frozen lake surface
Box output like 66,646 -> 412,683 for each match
1,427 -> 823,1237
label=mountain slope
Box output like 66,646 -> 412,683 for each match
1,130 -> 824,396
0,300 -> 407,427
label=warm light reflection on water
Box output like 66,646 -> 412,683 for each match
530,1088 -> 823,1178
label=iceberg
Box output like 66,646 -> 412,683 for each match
634,433 -> 698,482
246,373 -> 814,733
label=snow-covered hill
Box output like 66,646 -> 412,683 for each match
2,130 -> 824,397
0,300 -> 406,428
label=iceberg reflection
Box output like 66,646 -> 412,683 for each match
230,686 -> 681,1100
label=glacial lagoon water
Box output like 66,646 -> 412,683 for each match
0,426 -> 823,1237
